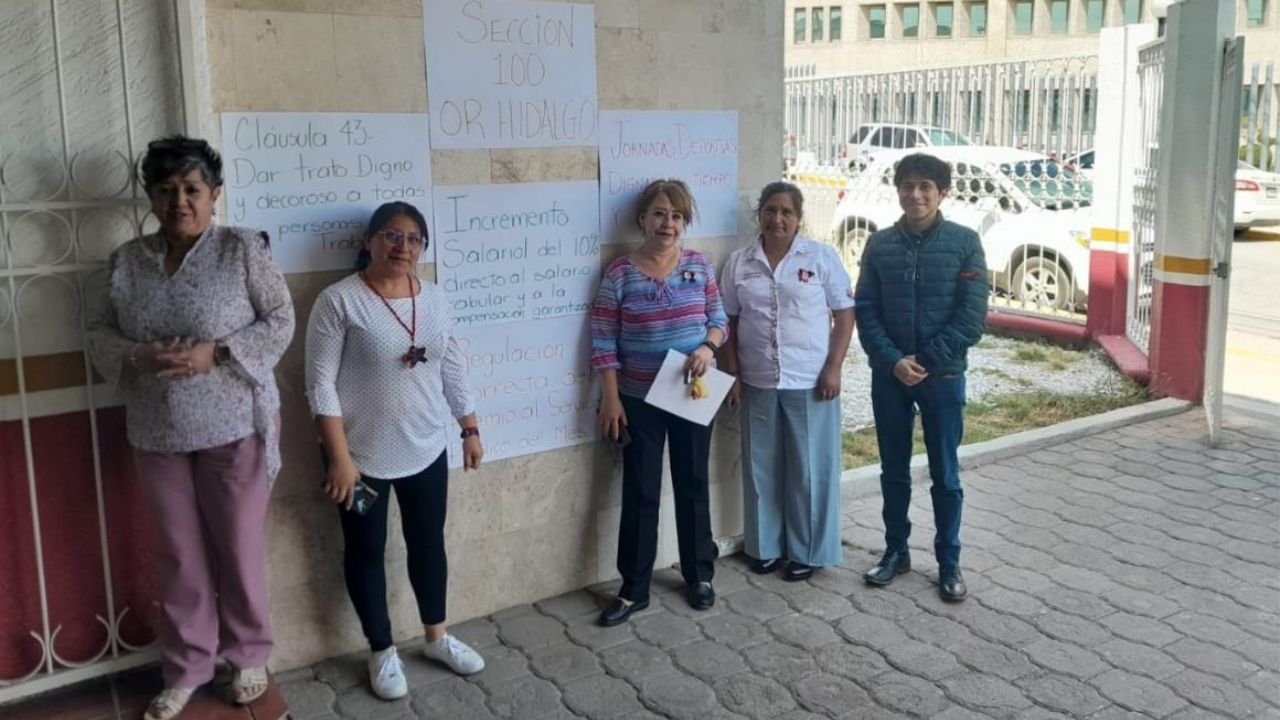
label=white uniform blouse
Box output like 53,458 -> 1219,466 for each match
721,236 -> 855,390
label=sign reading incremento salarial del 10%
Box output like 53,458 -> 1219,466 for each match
432,180 -> 600,328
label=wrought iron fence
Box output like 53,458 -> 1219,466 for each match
785,55 -> 1101,169
1129,38 -> 1166,354
1241,61 -> 1279,172
0,0 -> 184,703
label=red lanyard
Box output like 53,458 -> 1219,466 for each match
361,272 -> 416,342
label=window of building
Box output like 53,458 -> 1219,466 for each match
936,3 -> 955,36
903,4 -> 921,36
968,2 -> 988,35
1014,0 -> 1034,33
1050,0 -> 1069,31
1246,0 -> 1266,26
869,5 -> 887,38
794,7 -> 807,42
1123,0 -> 1142,23
830,6 -> 844,39
813,7 -> 826,40
1087,0 -> 1106,30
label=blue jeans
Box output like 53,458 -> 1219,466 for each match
870,370 -> 966,569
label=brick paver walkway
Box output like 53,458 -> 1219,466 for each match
278,408 -> 1280,719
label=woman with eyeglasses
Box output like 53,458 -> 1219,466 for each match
718,182 -> 855,583
305,201 -> 485,701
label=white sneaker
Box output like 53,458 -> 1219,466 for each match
368,646 -> 408,700
423,634 -> 485,675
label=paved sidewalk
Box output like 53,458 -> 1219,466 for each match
278,407 -> 1280,720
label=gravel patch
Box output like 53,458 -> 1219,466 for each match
838,334 -> 1131,431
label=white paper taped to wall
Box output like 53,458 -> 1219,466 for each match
598,111 -> 739,243
219,112 -> 433,273
424,0 -> 598,149
433,180 -> 600,328
445,314 -> 598,468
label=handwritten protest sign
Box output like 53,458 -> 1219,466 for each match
433,181 -> 600,327
598,111 -> 739,243
424,0 -> 597,149
220,112 -> 432,273
445,314 -> 596,467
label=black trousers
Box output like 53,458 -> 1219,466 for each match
617,395 -> 716,604
338,451 -> 448,652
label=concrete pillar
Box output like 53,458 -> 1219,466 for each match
1087,23 -> 1157,341
1148,0 -> 1236,401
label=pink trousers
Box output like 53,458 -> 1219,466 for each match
134,433 -> 273,689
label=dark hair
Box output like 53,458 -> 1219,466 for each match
893,153 -> 951,191
755,181 -> 805,220
141,135 -> 223,192
635,178 -> 696,228
355,201 -> 430,271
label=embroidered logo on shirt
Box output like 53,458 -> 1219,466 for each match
797,268 -> 814,283
682,270 -> 698,283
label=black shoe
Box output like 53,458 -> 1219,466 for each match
939,567 -> 968,602
687,582 -> 715,610
783,563 -> 816,582
598,598 -> 649,626
751,557 -> 783,574
863,550 -> 911,586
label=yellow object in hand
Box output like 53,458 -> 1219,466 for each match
690,376 -> 708,400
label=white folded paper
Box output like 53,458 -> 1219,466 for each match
643,349 -> 735,426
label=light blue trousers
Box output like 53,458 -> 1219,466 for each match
740,385 -> 844,567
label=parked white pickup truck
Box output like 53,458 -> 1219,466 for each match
829,146 -> 1093,311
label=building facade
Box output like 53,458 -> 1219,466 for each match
785,0 -> 1280,74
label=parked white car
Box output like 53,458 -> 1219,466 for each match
844,124 -> 973,171
1065,150 -> 1280,231
829,147 -> 1093,310
1235,160 -> 1280,230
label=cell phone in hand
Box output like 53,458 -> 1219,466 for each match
348,479 -> 379,516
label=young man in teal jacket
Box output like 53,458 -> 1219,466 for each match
854,153 -> 988,602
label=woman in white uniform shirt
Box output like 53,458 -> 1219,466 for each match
720,182 -> 856,581
305,202 -> 486,701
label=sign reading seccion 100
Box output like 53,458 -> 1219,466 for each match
424,0 -> 597,149
220,112 -> 433,273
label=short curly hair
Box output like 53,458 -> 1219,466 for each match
140,135 -> 223,192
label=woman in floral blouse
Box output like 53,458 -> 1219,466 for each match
88,135 -> 294,720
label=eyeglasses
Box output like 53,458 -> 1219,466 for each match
374,230 -> 426,248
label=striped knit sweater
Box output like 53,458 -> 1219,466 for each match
590,250 -> 729,398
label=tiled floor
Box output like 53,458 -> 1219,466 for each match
5,668 -> 288,720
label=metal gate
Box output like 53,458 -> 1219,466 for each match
785,55 -> 1099,169
1205,38 -> 1246,446
1128,38 -> 1165,353
0,0 -> 186,703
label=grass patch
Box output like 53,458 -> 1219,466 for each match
1008,342 -> 1081,371
842,379 -> 1149,469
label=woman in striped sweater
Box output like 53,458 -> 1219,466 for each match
590,179 -> 728,626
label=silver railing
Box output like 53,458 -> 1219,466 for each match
785,55 -> 1100,169
1129,38 -> 1166,354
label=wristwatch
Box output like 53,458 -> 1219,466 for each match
460,427 -> 480,439
213,341 -> 232,366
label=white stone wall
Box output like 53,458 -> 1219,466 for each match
203,0 -> 783,670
